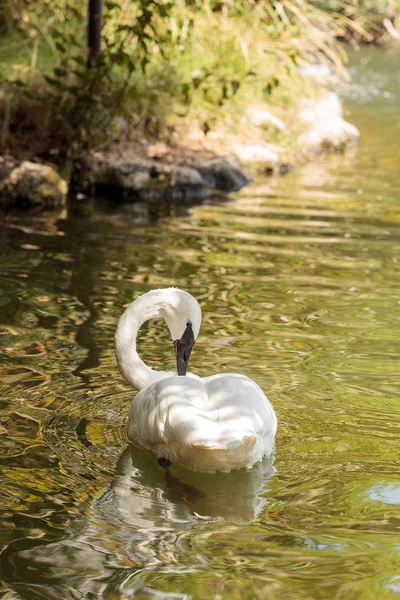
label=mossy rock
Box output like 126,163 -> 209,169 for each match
0,161 -> 68,208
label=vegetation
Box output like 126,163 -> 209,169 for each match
0,0 -> 398,164
311,0 -> 400,42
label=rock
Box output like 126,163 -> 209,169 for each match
195,157 -> 250,192
108,158 -> 155,189
232,143 -> 281,172
300,63 -> 338,85
300,63 -> 333,80
169,164 -> 205,187
245,106 -> 285,131
91,157 -> 211,201
299,92 -> 360,152
0,159 -> 15,183
88,154 -> 251,200
0,161 -> 68,208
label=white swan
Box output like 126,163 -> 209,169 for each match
115,288 -> 277,472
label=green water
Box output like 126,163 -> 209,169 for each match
1,46 -> 400,599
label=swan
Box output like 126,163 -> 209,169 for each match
115,288 -> 277,472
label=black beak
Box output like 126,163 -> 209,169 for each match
174,322 -> 195,376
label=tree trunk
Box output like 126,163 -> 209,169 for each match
87,0 -> 102,68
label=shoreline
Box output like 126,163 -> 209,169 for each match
0,86 -> 359,211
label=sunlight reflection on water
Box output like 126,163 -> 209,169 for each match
366,483 -> 400,505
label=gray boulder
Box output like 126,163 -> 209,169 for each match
86,153 -> 250,202
93,158 -> 209,200
195,157 -> 250,192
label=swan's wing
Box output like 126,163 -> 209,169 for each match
128,376 -> 222,449
202,373 -> 277,442
129,373 -> 276,452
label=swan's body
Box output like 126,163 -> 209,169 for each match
115,288 -> 277,472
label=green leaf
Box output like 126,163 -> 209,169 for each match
53,67 -> 67,77
264,82 -> 273,95
94,53 -> 107,67
72,69 -> 86,78
231,80 -> 240,96
181,82 -> 191,103
44,75 -> 59,86
71,55 -> 85,66
202,121 -> 211,135
67,86 -> 80,95
69,6 -> 82,18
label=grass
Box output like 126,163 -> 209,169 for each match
311,0 -> 400,41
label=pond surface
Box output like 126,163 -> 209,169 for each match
1,46 -> 400,599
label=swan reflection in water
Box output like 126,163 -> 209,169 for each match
113,443 -> 275,525
3,445 -> 275,599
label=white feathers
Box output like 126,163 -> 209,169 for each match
115,288 -> 277,472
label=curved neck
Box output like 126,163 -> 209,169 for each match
114,294 -> 174,391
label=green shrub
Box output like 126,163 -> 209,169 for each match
0,0 -> 350,160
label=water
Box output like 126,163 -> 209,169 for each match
1,46 -> 400,599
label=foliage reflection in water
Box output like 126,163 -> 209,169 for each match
1,46 -> 400,599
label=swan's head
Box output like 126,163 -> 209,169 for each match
116,287 -> 202,379
159,288 -> 201,376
